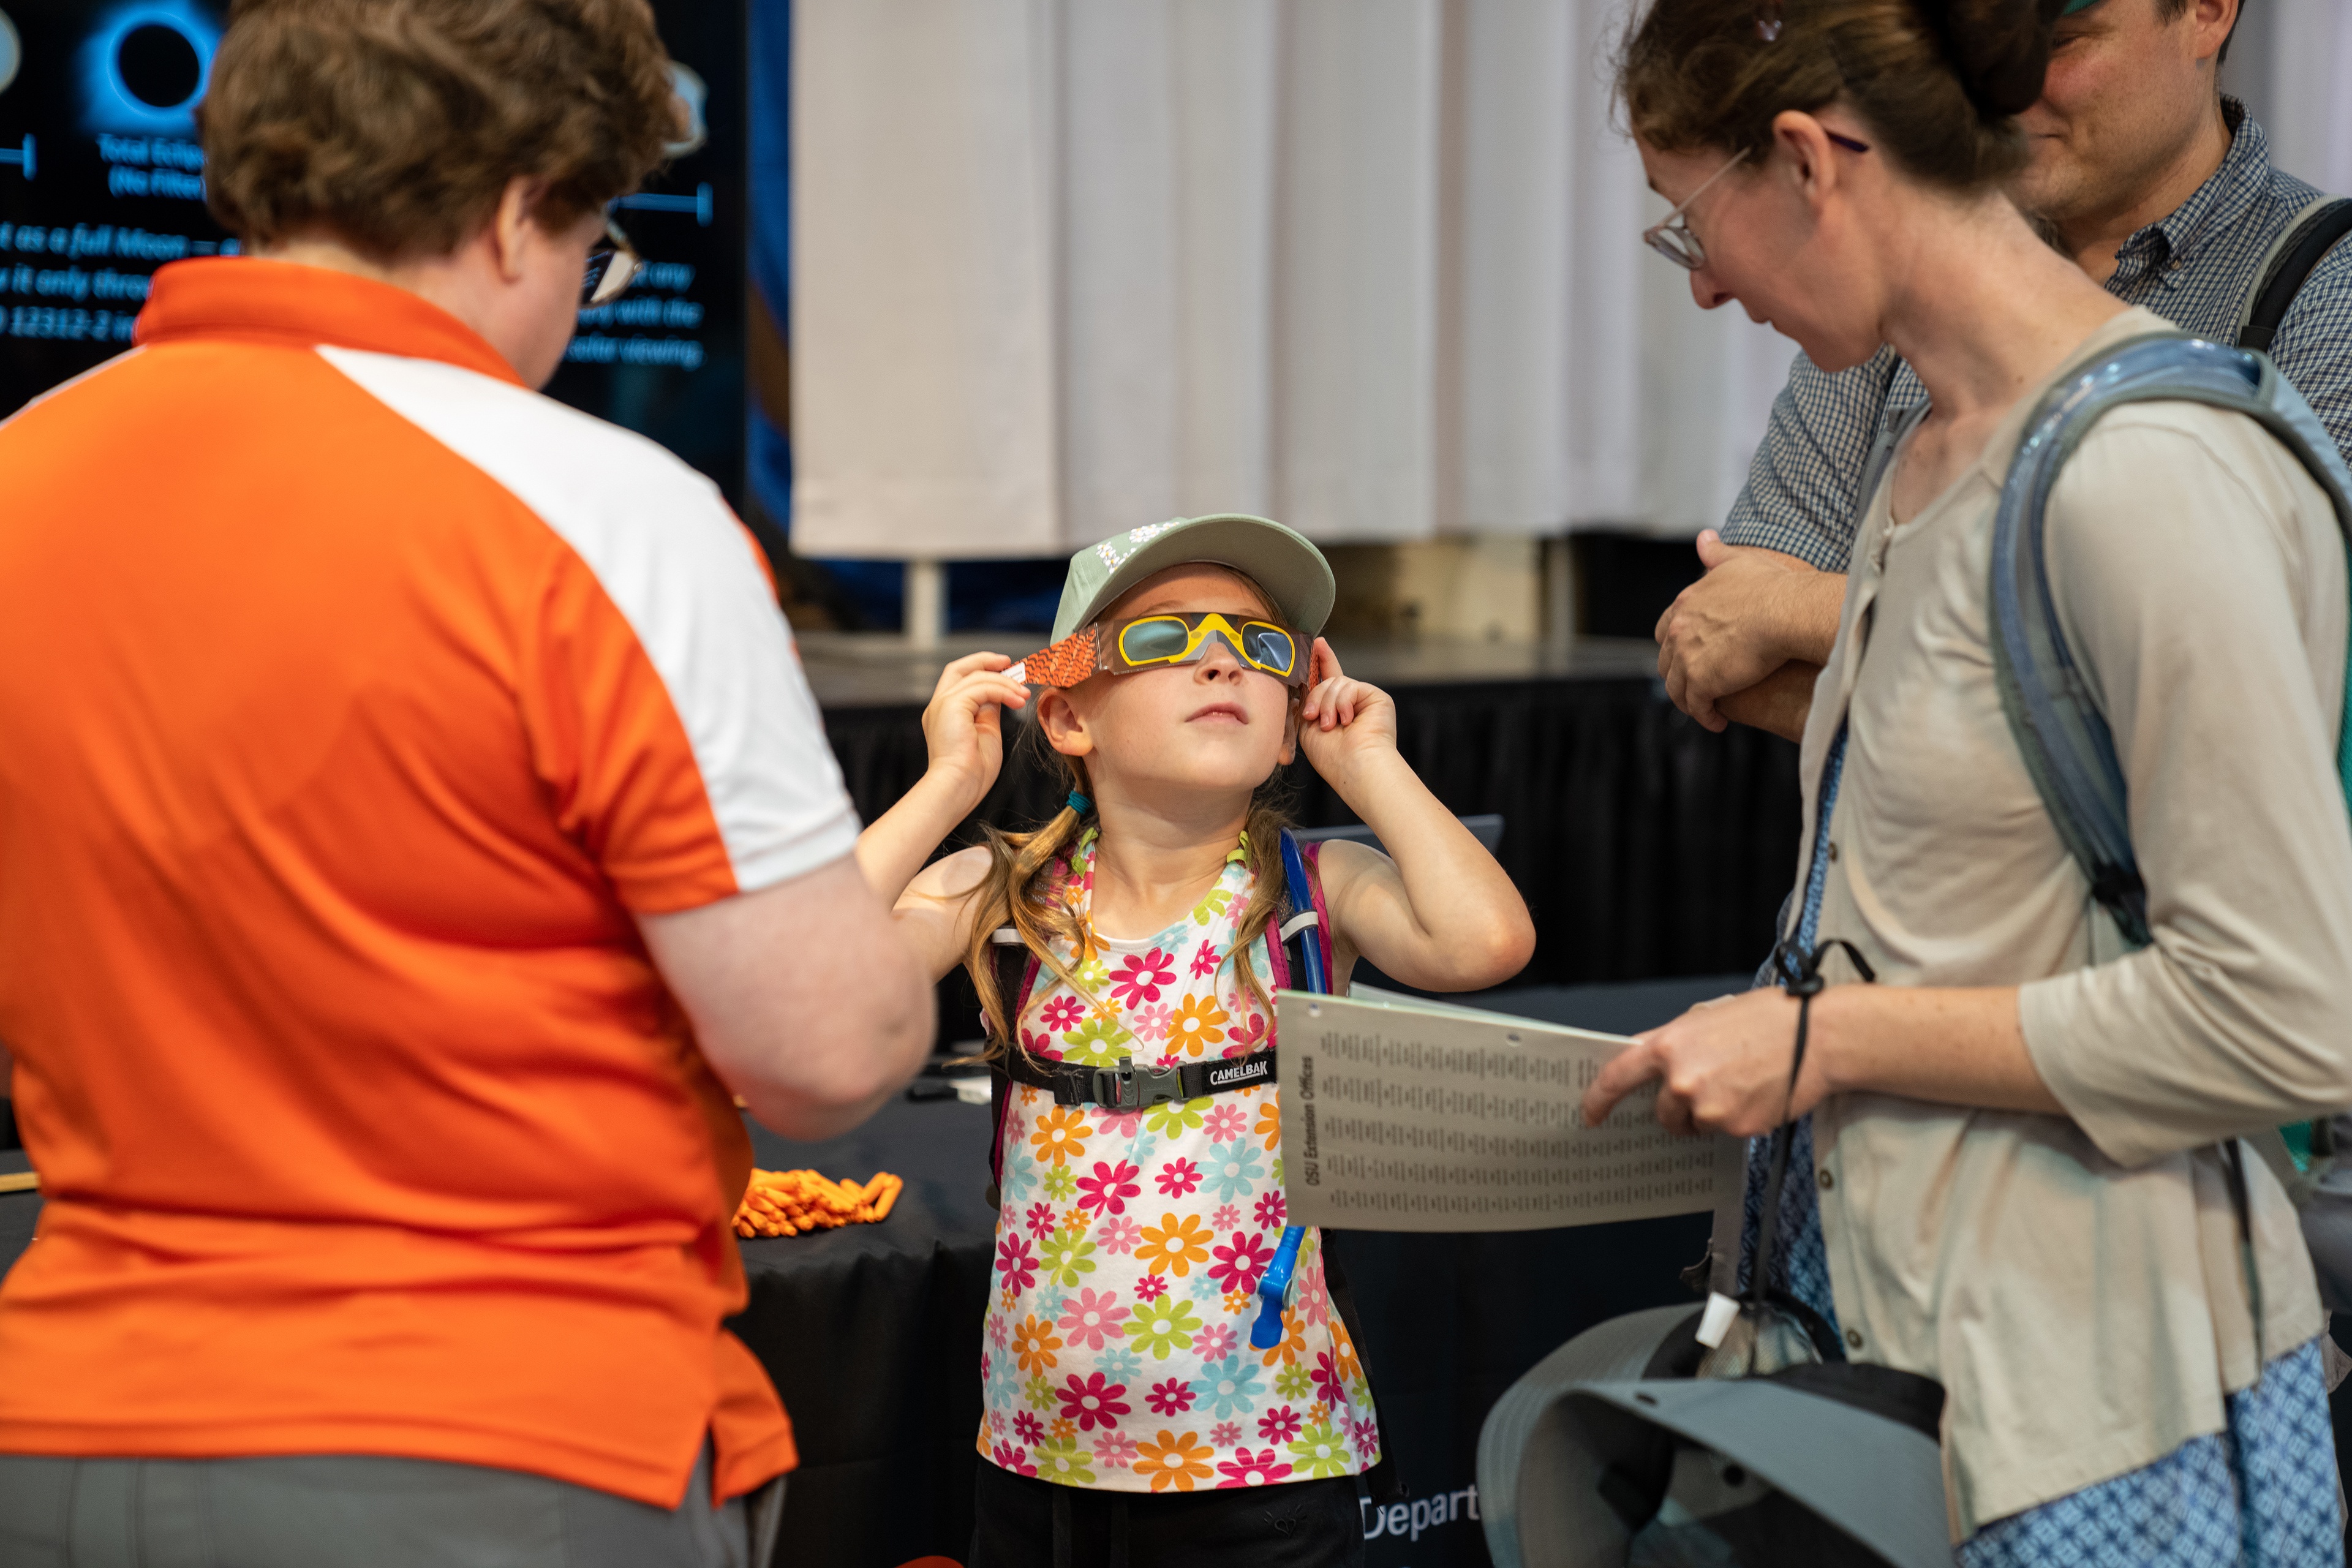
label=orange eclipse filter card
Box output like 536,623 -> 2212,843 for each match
1006,627 -> 1099,690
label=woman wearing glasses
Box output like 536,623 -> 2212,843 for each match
1581,0 -> 2352,1562
0,3 -> 941,1561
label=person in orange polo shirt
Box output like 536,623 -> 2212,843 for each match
0,2 -> 933,1563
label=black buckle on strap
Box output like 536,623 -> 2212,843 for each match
1087,1057 -> 1185,1112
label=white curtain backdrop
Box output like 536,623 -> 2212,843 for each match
2252,0 -> 2352,198
788,0 -> 1796,557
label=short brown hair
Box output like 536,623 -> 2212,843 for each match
1618,0 -> 2066,194
201,0 -> 680,257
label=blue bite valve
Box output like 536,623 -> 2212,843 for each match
1251,1225 -> 1307,1350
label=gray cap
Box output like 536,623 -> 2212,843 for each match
1477,1305 -> 1954,1568
1050,514 -> 1336,644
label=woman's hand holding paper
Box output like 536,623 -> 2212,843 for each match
1583,987 -> 1817,1138
1585,983 -> 2064,1137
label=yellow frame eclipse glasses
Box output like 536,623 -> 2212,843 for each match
1009,611 -> 1308,689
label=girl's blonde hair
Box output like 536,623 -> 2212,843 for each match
963,717 -> 1298,1064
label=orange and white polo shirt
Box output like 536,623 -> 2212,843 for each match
0,258 -> 858,1506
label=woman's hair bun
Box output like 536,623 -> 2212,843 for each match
1618,0 -> 2059,193
1913,0 -> 2068,118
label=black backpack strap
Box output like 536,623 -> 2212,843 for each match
2239,196 -> 2352,353
1317,1239 -> 1406,1506
983,930 -> 1038,1210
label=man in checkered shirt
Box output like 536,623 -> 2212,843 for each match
1654,0 -> 2352,741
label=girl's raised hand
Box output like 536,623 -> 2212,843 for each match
920,652 -> 1030,810
1294,633 -> 1536,995
1297,638 -> 1397,782
855,653 -> 1027,967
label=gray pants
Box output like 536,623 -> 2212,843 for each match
0,1444 -> 785,1568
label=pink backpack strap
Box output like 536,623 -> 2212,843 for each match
1300,838 -> 1336,981
1265,832 -> 1336,995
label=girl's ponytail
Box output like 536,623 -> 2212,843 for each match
1221,785 -> 1297,1025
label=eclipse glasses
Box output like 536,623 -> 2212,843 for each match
1008,611 -> 1308,689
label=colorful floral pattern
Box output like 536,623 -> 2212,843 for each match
977,836 -> 1378,1493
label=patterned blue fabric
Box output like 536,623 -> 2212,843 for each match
1735,728 -> 1842,1330
1723,104 -> 2352,571
1959,1340 -> 2343,1568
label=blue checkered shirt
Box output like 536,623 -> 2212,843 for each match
1723,103 -> 2352,567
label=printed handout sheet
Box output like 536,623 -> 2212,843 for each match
1276,989 -> 1743,1232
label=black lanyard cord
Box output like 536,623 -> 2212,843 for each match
1748,937 -> 1877,1308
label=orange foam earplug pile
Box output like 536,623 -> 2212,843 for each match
732,1168 -> 903,1238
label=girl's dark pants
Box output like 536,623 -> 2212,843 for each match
971,1463 -> 1365,1568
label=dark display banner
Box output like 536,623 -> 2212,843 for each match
543,0 -> 746,505
0,0 -> 744,502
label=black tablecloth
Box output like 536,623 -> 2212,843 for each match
728,1096 -> 1000,1565
0,1151 -> 33,1284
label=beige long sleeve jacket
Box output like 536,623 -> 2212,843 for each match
1797,308 -> 2352,1536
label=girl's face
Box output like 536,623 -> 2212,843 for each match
1038,564 -> 1300,801
1638,121 -> 1884,375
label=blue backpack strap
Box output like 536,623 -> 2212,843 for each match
1858,401 -> 1931,551
1256,828 -> 1402,1502
1989,332 -> 2352,1360
1253,827 -> 1329,1353
1989,331 -> 2352,952
1743,400 -> 1926,1001
1277,829 -> 1336,993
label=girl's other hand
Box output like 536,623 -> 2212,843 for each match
1302,632 -> 1535,993
921,652 -> 1029,811
1297,638 -> 1398,781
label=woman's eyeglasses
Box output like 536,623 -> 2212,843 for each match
1640,131 -> 1871,271
582,214 -> 642,307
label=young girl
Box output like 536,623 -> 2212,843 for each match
854,514 -> 1534,1564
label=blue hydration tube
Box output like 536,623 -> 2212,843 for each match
1276,829 -> 1330,995
1251,1229 -> 1305,1350
1252,831 -> 1324,1350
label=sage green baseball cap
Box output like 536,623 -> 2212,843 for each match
1049,514 -> 1336,643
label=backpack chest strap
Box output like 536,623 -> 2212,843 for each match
1000,1047 -> 1276,1110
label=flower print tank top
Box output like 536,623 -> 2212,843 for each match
977,831 -> 1380,1494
